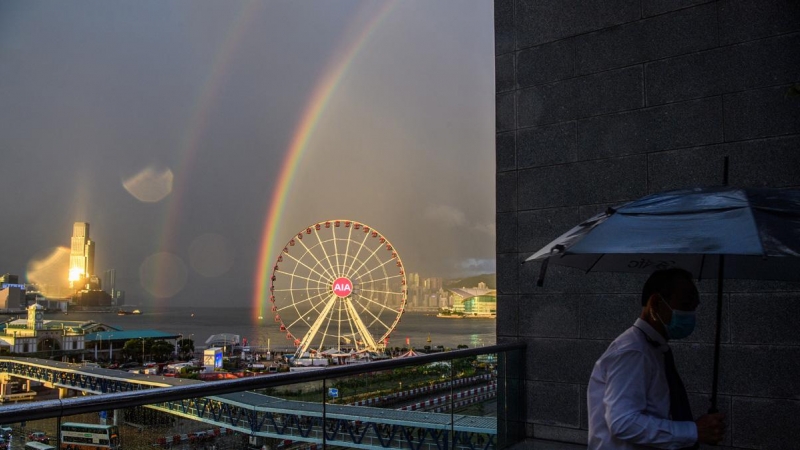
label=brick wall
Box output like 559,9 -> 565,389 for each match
495,1 -> 800,447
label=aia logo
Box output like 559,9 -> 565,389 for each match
332,277 -> 353,297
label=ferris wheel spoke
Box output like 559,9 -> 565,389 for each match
274,270 -> 330,286
295,295 -> 338,357
348,243 -> 387,280
336,302 -> 356,350
280,250 -> 333,282
272,287 -> 326,295
342,225 -> 354,278
353,257 -> 395,280
343,298 -> 379,351
332,225 -> 343,278
276,290 -> 329,311
343,228 -> 372,279
358,273 -> 403,284
312,227 -> 339,278
295,236 -> 336,280
351,300 -> 393,333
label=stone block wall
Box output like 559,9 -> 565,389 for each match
495,1 -> 800,448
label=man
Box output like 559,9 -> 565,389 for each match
587,268 -> 726,449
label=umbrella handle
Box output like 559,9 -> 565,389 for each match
535,245 -> 565,287
708,255 -> 725,415
536,259 -> 549,287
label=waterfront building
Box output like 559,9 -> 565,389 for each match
114,289 -> 126,306
447,287 -> 496,317
71,289 -> 114,308
0,304 -> 91,354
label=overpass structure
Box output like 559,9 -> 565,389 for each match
0,357 -> 496,449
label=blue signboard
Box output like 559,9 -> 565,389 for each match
328,388 -> 338,398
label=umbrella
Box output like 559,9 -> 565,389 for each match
524,185 -> 800,412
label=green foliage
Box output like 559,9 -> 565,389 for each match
150,340 -> 174,361
178,338 -> 194,359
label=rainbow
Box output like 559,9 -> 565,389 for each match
153,3 -> 261,301
252,2 -> 397,318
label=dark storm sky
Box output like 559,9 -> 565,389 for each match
0,1 -> 495,307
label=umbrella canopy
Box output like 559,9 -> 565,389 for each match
524,186 -> 800,413
525,186 -> 800,282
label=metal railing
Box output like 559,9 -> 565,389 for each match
0,341 -> 526,449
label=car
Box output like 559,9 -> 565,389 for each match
0,437 -> 8,450
28,431 -> 50,444
0,426 -> 11,439
120,362 -> 139,369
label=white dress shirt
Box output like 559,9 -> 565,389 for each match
587,318 -> 698,449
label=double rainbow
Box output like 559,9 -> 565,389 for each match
252,2 -> 396,318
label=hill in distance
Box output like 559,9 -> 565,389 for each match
444,273 -> 496,290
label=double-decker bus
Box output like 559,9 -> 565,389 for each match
59,423 -> 120,450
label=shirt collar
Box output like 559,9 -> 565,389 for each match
634,318 -> 669,351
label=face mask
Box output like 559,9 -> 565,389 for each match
656,295 -> 696,340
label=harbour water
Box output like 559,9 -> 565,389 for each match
57,307 -> 497,351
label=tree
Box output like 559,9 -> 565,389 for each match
122,338 -> 156,362
150,340 -> 174,362
178,338 -> 195,360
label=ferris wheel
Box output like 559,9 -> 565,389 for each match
269,220 -> 407,358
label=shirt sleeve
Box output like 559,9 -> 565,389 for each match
602,348 -> 698,449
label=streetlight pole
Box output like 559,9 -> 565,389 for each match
176,334 -> 182,360
142,339 -> 145,364
95,334 -> 102,361
109,334 -> 113,361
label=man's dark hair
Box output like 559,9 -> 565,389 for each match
641,268 -> 694,306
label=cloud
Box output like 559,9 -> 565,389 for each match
456,258 -> 496,274
473,222 -> 496,236
423,204 -> 467,228
424,204 -> 495,237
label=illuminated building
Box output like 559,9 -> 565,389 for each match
0,304 -> 86,354
68,222 -> 95,289
447,287 -> 496,317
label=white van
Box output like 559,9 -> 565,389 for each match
24,442 -> 57,450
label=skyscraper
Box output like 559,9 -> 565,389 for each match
68,222 -> 94,289
103,268 -> 116,297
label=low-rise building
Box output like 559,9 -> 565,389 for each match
0,304 -> 115,355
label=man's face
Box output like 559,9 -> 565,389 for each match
662,278 -> 700,323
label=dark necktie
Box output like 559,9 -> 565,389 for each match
664,347 -> 698,450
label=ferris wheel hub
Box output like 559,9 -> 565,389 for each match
332,277 -> 353,297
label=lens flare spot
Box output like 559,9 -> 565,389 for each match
189,233 -> 234,278
122,166 -> 173,203
139,252 -> 188,299
26,246 -> 70,297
